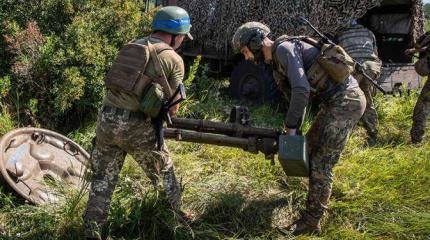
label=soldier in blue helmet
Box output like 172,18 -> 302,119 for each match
83,6 -> 193,240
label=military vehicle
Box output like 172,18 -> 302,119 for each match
146,0 -> 424,103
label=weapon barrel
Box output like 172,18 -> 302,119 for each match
170,117 -> 281,138
164,128 -> 252,149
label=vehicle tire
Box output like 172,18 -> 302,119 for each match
229,60 -> 281,105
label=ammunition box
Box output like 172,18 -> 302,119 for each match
278,135 -> 309,177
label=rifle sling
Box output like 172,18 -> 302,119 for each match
147,41 -> 173,99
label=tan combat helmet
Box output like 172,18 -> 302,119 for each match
231,22 -> 271,53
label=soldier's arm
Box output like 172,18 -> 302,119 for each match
276,42 -> 310,133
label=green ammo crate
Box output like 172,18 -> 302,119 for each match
278,135 -> 309,177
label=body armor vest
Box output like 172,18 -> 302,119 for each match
337,25 -> 378,61
272,36 -> 328,94
104,39 -> 172,98
272,35 -> 354,94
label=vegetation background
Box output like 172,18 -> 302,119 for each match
0,1 -> 429,239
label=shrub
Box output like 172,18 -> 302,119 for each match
1,0 -> 154,130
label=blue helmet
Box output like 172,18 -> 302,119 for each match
152,6 -> 193,39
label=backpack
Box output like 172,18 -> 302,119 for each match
104,39 -> 174,117
104,39 -> 172,99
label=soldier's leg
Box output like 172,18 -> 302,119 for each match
137,147 -> 182,210
288,88 -> 365,235
126,119 -> 182,210
359,78 -> 378,144
411,78 -> 430,143
84,137 -> 126,239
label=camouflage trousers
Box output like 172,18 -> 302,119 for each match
353,60 -> 382,142
83,107 -> 182,238
304,87 -> 366,221
411,77 -> 430,143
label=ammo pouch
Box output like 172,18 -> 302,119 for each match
415,55 -> 430,76
141,83 -> 164,118
316,43 -> 355,83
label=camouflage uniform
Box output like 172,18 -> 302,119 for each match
305,88 -> 365,222
411,78 -> 430,143
410,32 -> 430,143
84,37 -> 185,239
337,24 -> 382,144
271,37 -> 366,233
231,21 -> 366,234
353,61 -> 381,143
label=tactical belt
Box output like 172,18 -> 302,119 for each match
102,106 -> 146,119
317,82 -> 347,102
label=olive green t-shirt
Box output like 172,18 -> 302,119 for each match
103,36 -> 185,111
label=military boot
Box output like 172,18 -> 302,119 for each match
366,132 -> 377,146
280,212 -> 321,236
160,167 -> 196,224
410,129 -> 424,144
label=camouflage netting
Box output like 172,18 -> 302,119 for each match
177,0 -> 384,55
411,0 -> 425,44
177,0 -> 424,56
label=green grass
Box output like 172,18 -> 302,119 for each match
0,80 -> 429,239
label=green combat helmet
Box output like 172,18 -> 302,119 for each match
152,6 -> 193,40
232,22 -> 271,53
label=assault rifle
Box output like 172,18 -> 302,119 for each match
164,106 -> 309,177
299,16 -> 387,94
154,83 -> 186,151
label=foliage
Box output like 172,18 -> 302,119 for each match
0,103 -> 16,136
424,3 -> 430,20
0,0 -> 154,130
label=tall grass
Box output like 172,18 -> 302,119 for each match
0,67 -> 429,239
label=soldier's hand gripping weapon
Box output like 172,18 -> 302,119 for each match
164,106 -> 309,177
298,16 -> 387,94
154,83 -> 186,151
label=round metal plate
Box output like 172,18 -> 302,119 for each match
0,128 -> 90,205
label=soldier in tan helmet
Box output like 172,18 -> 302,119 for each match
232,22 -> 366,235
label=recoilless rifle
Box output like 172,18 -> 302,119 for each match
161,87 -> 309,177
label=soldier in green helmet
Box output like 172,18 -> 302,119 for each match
232,22 -> 366,235
83,6 -> 193,240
